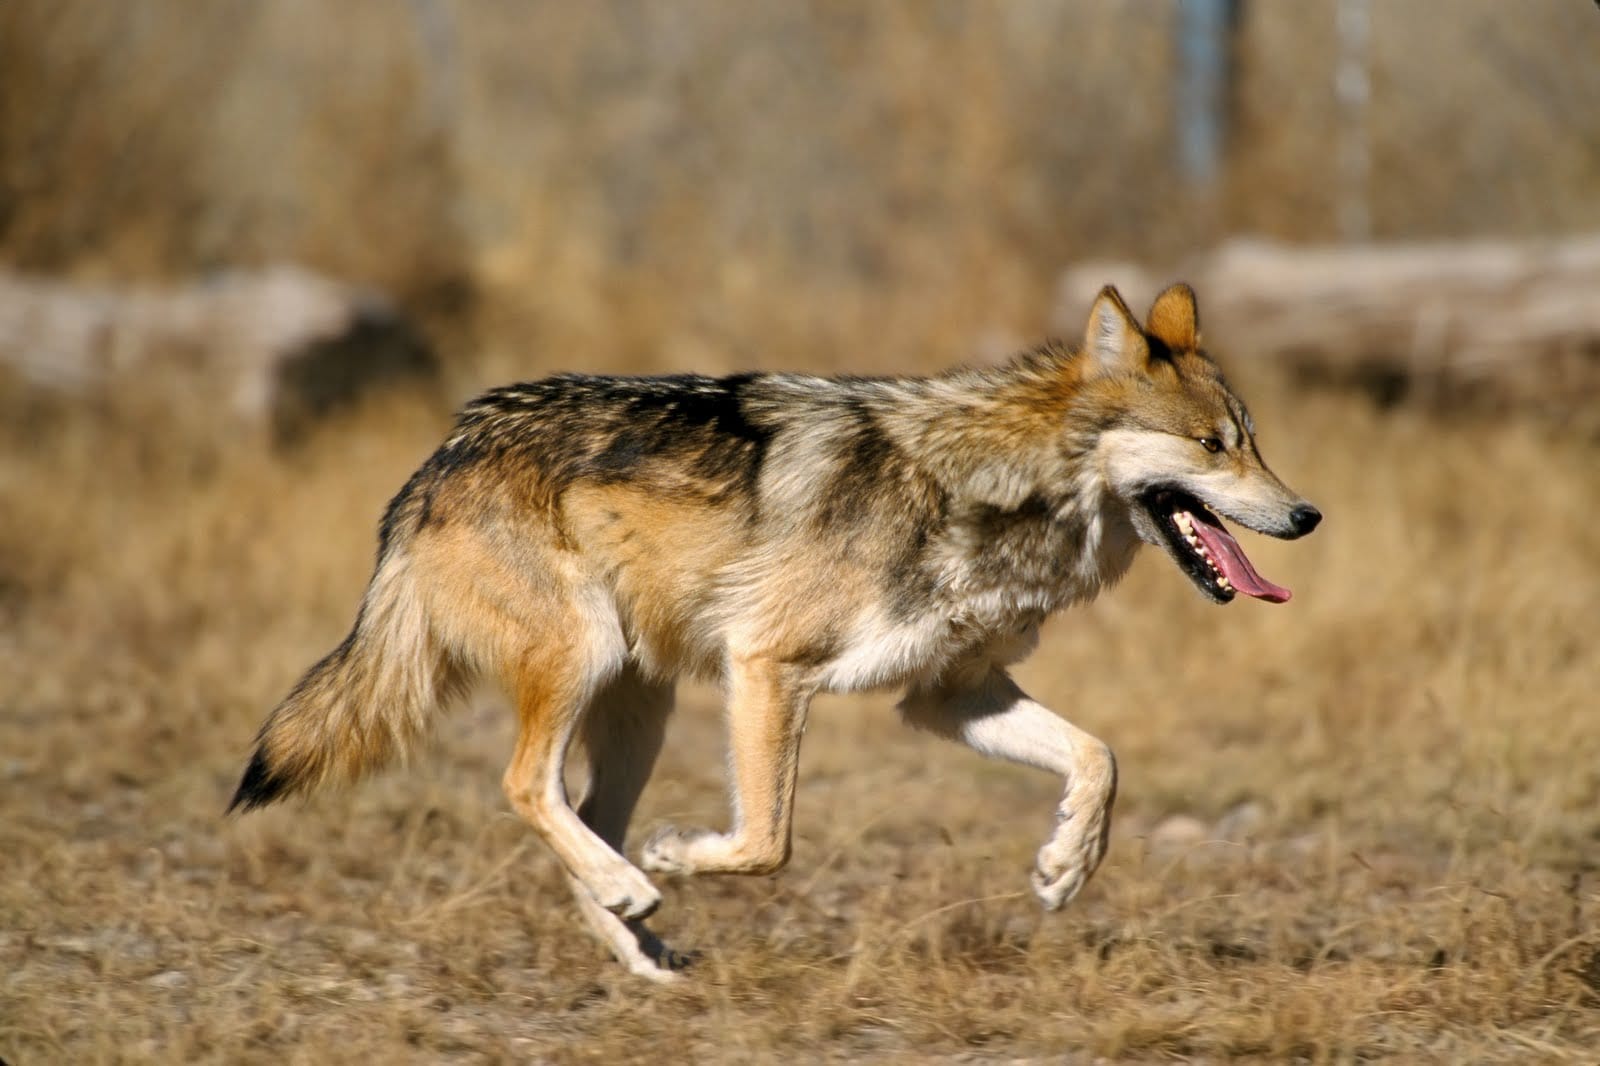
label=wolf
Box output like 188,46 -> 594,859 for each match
229,283 -> 1320,980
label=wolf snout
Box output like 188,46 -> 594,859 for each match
1287,503 -> 1322,538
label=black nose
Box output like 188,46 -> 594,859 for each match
1289,504 -> 1322,537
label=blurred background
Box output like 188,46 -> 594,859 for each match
6,3 -> 1600,1059
4,0 -> 1598,397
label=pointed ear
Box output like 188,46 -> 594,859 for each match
1083,285 -> 1150,374
1146,283 -> 1199,352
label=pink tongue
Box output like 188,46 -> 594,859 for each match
1188,514 -> 1292,603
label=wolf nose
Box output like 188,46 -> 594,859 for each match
1289,504 -> 1322,537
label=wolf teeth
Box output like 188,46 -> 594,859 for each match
1176,510 -> 1229,590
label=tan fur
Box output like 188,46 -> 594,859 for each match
230,284 -> 1320,980
248,549 -> 467,797
1146,282 -> 1200,352
561,485 -> 748,679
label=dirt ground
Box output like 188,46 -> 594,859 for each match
3,365 -> 1598,1063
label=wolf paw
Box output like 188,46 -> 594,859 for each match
1031,834 -> 1094,911
1030,862 -> 1087,911
640,825 -> 718,874
624,925 -> 699,983
586,864 -> 662,920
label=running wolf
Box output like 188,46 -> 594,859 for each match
229,284 -> 1320,979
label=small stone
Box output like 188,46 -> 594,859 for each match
146,969 -> 191,990
1148,815 -> 1210,853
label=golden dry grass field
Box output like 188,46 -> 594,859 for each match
2,352 -> 1598,1063
4,2 -> 1600,1061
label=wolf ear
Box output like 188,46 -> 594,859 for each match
1083,286 -> 1150,375
1146,283 -> 1199,352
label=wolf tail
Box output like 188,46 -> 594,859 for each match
227,550 -> 466,813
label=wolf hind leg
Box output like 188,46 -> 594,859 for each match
899,666 -> 1117,910
501,624 -> 662,921
641,655 -> 811,877
565,664 -> 691,979
567,887 -> 692,982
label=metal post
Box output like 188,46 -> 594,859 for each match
1177,0 -> 1237,191
1336,0 -> 1371,242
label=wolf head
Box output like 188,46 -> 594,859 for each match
1076,283 -> 1321,604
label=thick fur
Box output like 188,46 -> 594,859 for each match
230,284 -> 1318,980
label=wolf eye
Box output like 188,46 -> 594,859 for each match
1199,437 -> 1224,454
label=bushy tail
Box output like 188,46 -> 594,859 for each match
228,552 -> 465,813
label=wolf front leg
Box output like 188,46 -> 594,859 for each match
899,665 -> 1117,910
641,655 -> 812,876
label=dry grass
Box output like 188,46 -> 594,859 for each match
3,357 -> 1598,1063
6,2 -> 1600,369
5,3 -> 1598,1059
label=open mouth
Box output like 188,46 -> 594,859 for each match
1140,488 -> 1292,604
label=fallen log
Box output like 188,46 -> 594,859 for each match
0,265 -> 440,443
1054,236 -> 1600,427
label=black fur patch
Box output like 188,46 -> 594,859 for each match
226,748 -> 292,814
885,515 -> 943,622
449,373 -> 775,504
379,434 -> 484,549
816,404 -> 896,530
579,373 -> 772,496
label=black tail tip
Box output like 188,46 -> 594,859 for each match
227,748 -> 292,815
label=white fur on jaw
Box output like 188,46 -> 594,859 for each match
1096,427 -> 1306,539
